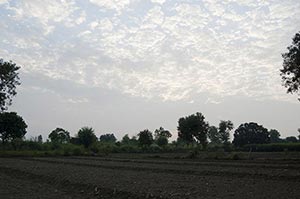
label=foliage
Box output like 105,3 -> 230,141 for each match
0,112 -> 27,143
269,129 -> 281,143
138,129 -> 153,147
280,31 -> 300,100
121,134 -> 138,146
285,136 -> 298,143
156,136 -> 168,147
233,122 -> 270,147
207,126 -> 220,144
77,127 -> 97,148
177,112 -> 209,147
154,127 -> 172,139
48,128 -> 70,143
0,59 -> 21,111
242,143 -> 300,152
99,133 -> 117,143
218,120 -> 233,144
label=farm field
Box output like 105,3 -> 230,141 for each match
0,153 -> 300,199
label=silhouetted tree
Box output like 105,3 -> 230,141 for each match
298,128 -> 300,141
0,112 -> 27,143
177,112 -> 209,147
285,136 -> 298,143
0,59 -> 21,111
99,133 -> 117,143
269,129 -> 281,143
48,128 -> 70,143
280,31 -> 300,100
138,129 -> 153,146
77,127 -> 97,148
218,120 -> 234,144
233,122 -> 270,147
37,135 -> 43,143
154,127 -> 172,139
207,126 -> 220,144
156,136 -> 168,147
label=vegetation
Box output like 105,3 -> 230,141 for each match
77,127 -> 97,148
233,122 -> 270,147
0,59 -> 21,111
0,112 -> 27,143
280,31 -> 300,100
177,112 -> 209,148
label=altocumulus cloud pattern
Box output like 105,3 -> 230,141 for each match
0,0 -> 300,103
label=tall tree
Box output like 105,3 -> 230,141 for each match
154,127 -> 172,140
138,129 -> 153,147
233,122 -> 270,147
280,31 -> 300,100
48,128 -> 70,143
0,112 -> 27,143
0,59 -> 21,111
207,126 -> 220,144
177,112 -> 209,146
77,127 -> 97,148
99,133 -> 117,143
218,120 -> 234,144
269,129 -> 281,143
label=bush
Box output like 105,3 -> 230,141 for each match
242,143 -> 300,152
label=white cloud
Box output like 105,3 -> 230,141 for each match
1,0 -> 300,103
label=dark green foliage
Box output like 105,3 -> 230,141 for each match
48,128 -> 70,143
243,143 -> 300,152
37,135 -> 43,143
0,59 -> 21,111
285,136 -> 298,143
207,126 -> 220,144
0,112 -> 27,143
218,120 -> 233,144
154,127 -> 172,139
121,134 -> 138,145
154,127 -> 171,147
177,112 -> 209,147
233,122 -> 270,147
280,31 -> 300,100
77,127 -> 97,148
99,133 -> 117,143
156,136 -> 168,147
269,129 -> 281,143
138,129 -> 153,147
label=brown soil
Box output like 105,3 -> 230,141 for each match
0,154 -> 299,199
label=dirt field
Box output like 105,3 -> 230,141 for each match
0,153 -> 300,199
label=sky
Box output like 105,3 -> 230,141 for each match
0,0 -> 299,141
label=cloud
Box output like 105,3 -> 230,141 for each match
1,0 -> 300,103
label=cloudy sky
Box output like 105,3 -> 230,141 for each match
1,0 -> 299,140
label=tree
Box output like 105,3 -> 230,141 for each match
285,136 -> 298,143
218,120 -> 234,144
269,129 -> 281,143
99,133 -> 117,143
154,127 -> 172,140
121,134 -> 138,145
177,112 -> 209,146
138,129 -> 153,146
233,122 -> 270,147
280,31 -> 300,100
77,127 -> 97,148
0,112 -> 27,143
37,135 -> 43,143
207,126 -> 220,144
0,59 -> 21,111
298,128 -> 300,141
48,128 -> 70,143
154,127 -> 171,147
